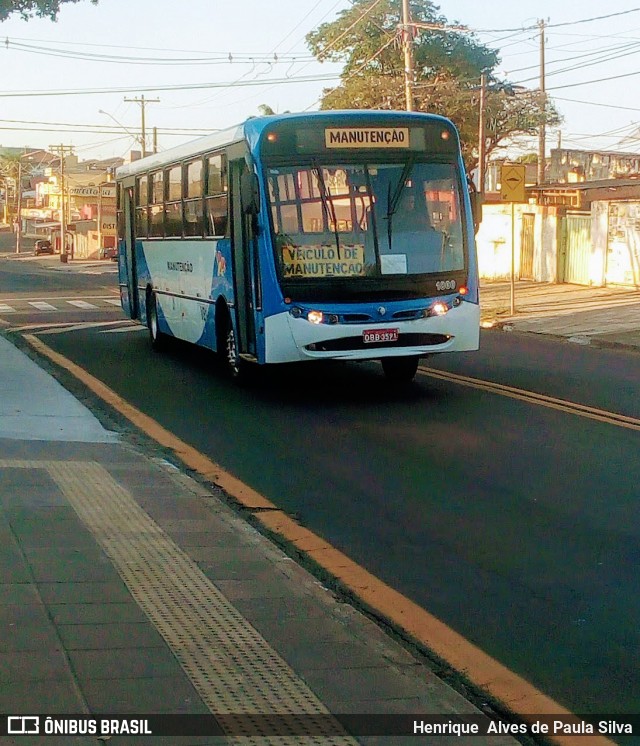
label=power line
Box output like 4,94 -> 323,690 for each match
0,116 -> 219,133
506,39 -> 640,75
196,0 -> 379,113
554,96 -> 640,113
470,7 -> 640,34
4,39 -> 317,66
513,41 -> 640,85
0,72 -> 341,99
546,67 -> 640,91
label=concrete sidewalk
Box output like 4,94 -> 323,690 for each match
0,333 -> 517,745
480,280 -> 640,350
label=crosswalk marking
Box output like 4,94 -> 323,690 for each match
66,300 -> 99,309
0,297 -> 123,315
29,301 -> 57,311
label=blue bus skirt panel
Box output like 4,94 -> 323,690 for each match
262,298 -> 479,364
195,238 -> 235,350
129,238 -> 235,349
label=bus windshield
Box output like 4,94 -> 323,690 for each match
267,161 -> 465,285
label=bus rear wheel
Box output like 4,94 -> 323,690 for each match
381,355 -> 419,383
147,292 -> 166,351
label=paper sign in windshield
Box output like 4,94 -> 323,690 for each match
282,245 -> 366,278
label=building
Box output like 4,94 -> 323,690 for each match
476,172 -> 640,288
547,148 -> 640,183
33,154 -> 123,258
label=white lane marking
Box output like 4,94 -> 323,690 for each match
66,300 -> 99,309
0,294 -> 118,302
28,301 -> 57,311
36,321 -> 138,335
103,299 -> 122,306
99,325 -> 147,333
0,304 -> 16,313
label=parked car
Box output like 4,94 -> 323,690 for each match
34,239 -> 54,256
99,246 -> 117,261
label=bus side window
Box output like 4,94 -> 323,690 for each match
135,175 -> 148,237
164,165 -> 183,238
205,153 -> 228,237
184,159 -> 204,237
149,171 -> 164,238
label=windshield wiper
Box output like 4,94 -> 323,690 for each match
385,156 -> 415,249
312,160 -> 341,259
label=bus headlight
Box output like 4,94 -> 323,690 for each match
429,302 -> 448,317
307,310 -> 324,324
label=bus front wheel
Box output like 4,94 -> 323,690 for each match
381,355 -> 419,384
221,319 -> 255,383
224,324 -> 242,378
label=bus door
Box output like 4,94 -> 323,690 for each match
120,182 -> 139,320
230,159 -> 261,360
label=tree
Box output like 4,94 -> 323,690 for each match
306,0 -> 560,169
0,0 -> 96,22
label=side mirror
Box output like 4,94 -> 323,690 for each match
470,191 -> 483,234
241,170 -> 260,215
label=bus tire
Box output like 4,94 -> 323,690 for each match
147,291 -> 166,351
217,310 -> 242,379
381,355 -> 419,383
219,314 -> 255,383
225,324 -> 241,378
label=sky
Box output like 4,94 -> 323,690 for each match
1,0 -> 640,162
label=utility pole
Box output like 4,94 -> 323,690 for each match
49,144 -> 74,262
15,160 -> 23,254
401,0 -> 415,111
124,94 -> 160,157
477,72 -> 487,195
537,19 -> 546,186
14,149 -> 40,253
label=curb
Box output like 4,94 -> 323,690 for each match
480,321 -> 640,353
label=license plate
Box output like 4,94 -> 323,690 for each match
363,328 -> 399,344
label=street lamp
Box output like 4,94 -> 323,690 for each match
98,109 -> 145,154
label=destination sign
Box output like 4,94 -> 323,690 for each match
325,127 -> 410,149
282,244 -> 366,278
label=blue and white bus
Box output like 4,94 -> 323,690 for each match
116,110 -> 480,382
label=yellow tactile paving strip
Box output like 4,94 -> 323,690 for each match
0,458 -> 355,745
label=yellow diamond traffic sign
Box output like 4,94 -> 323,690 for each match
500,164 -> 527,203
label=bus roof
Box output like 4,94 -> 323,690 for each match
115,110 -> 457,180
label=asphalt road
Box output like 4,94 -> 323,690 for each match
2,254 -> 639,720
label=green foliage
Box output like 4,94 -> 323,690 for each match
306,0 -> 560,169
0,0 -> 97,22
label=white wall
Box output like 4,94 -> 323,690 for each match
476,203 -> 522,280
590,201 -> 608,287
476,203 -> 559,282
